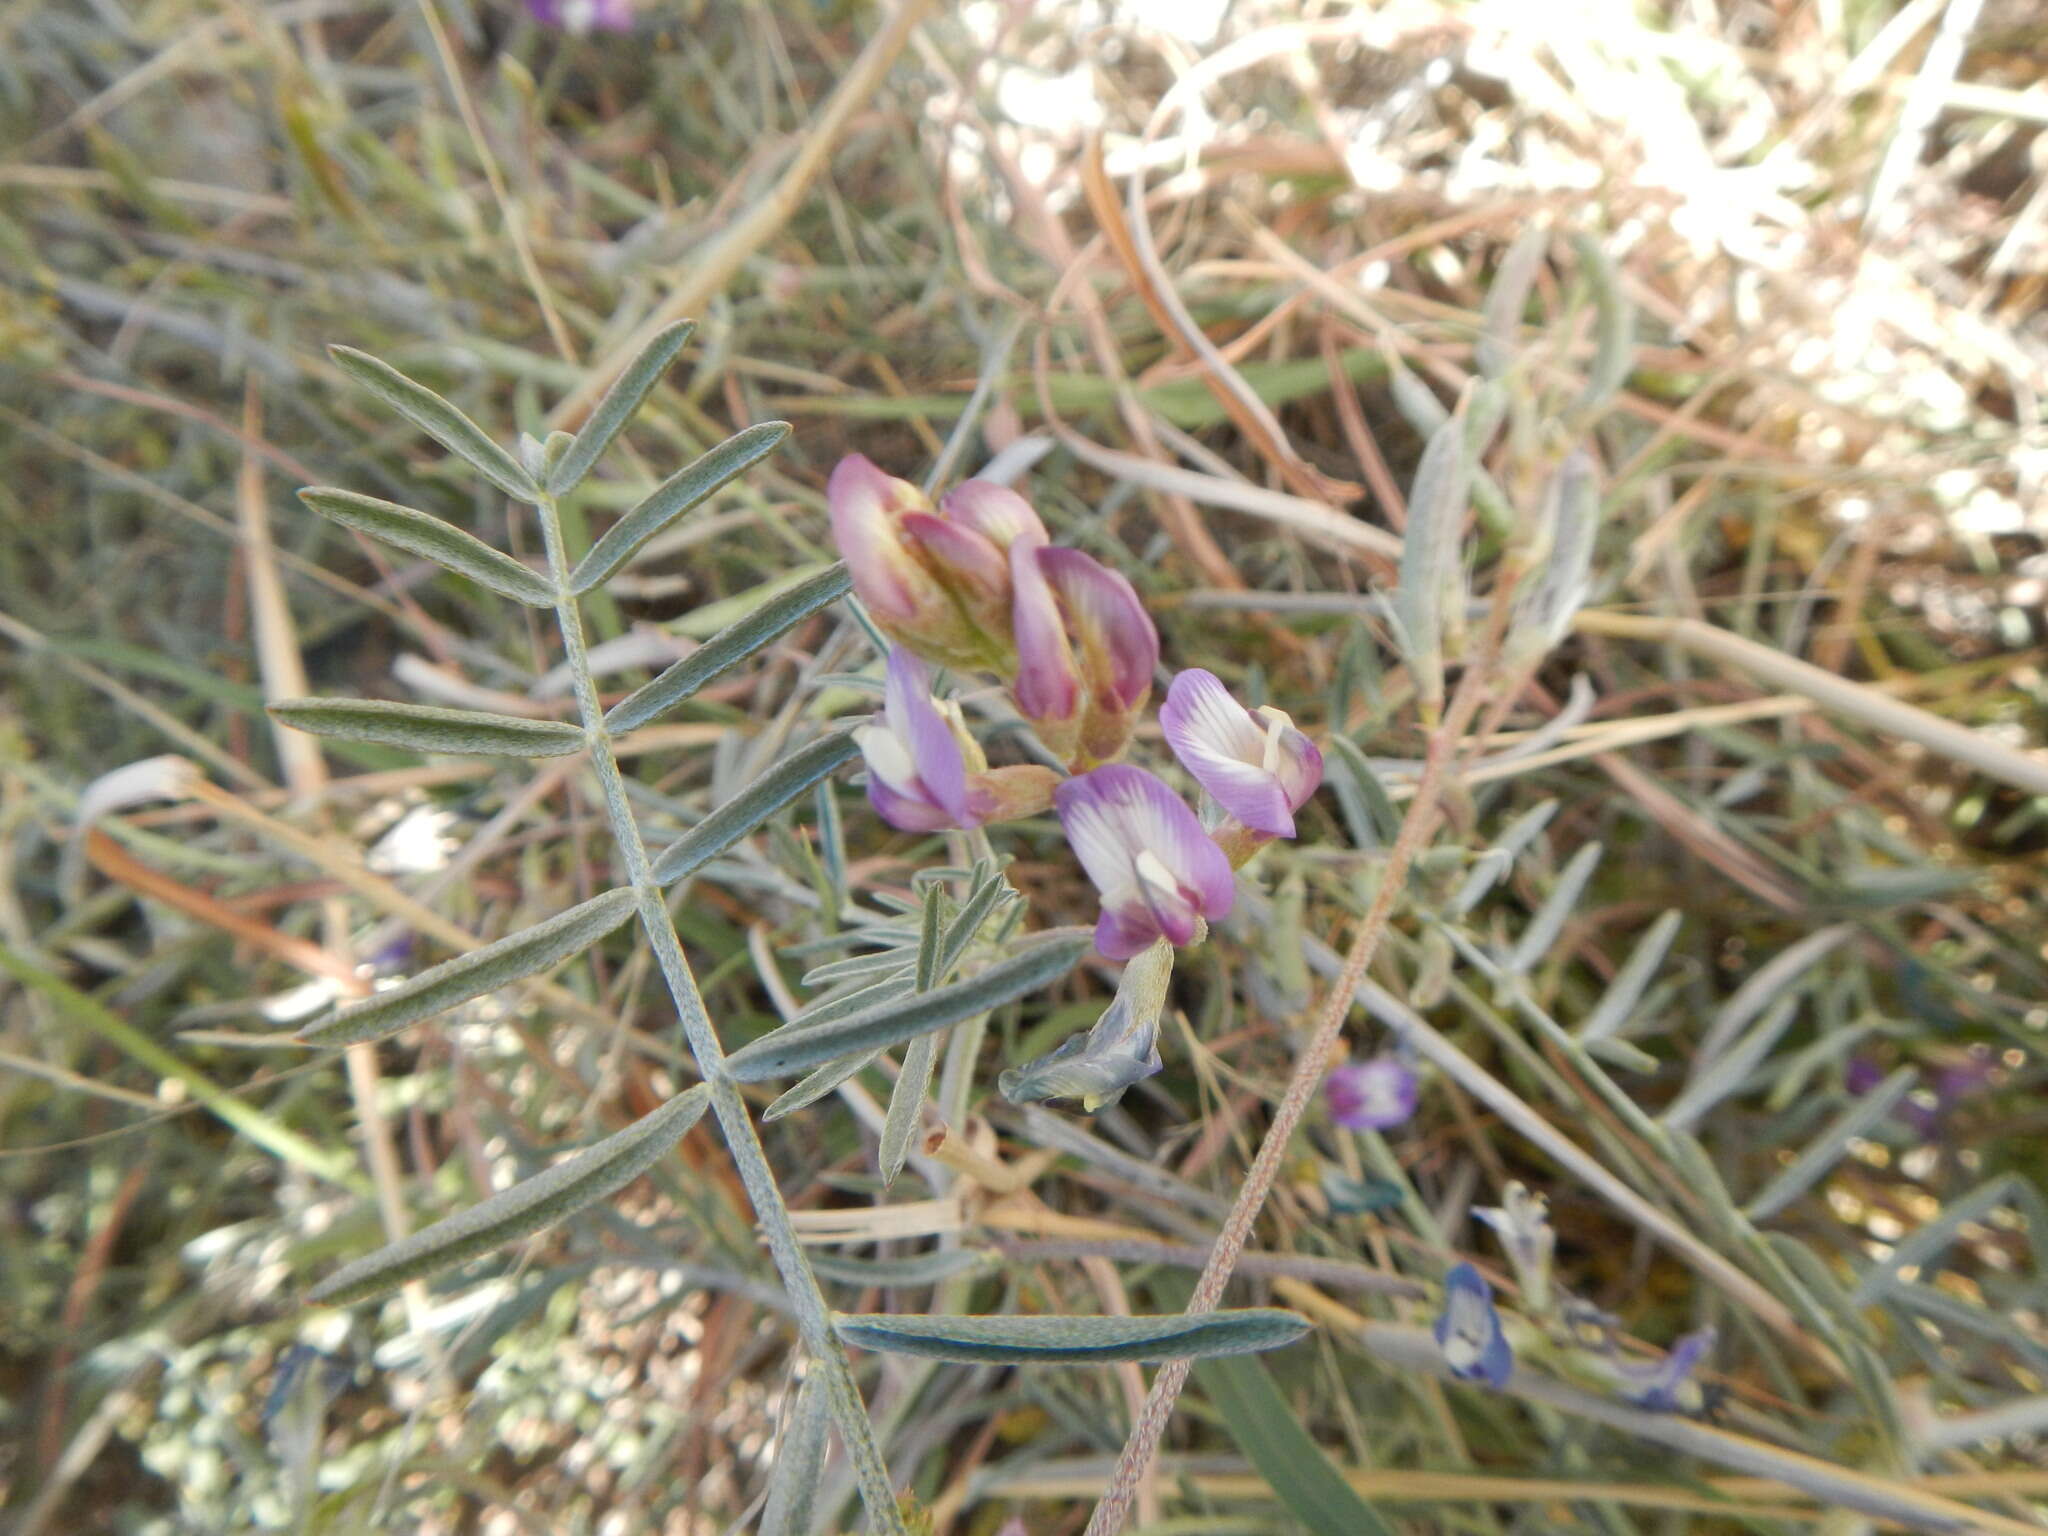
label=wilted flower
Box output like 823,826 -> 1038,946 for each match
1160,669 -> 1322,842
829,456 -> 1024,671
525,0 -> 634,31
1434,1262 -> 1513,1387
1055,765 -> 1233,960
1326,1056 -> 1419,1131
855,647 -> 1056,832
1613,1326 -> 1715,1413
999,937 -> 1173,1111
1475,1181 -> 1556,1316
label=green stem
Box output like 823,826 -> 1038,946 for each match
533,490 -> 905,1533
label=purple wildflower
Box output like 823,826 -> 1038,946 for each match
525,0 -> 634,32
1435,1262 -> 1513,1387
1160,668 -> 1323,839
854,647 -> 1056,832
1055,765 -> 1234,960
1326,1056 -> 1419,1131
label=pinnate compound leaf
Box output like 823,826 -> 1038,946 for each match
298,487 -> 555,606
834,1308 -> 1309,1363
650,731 -> 859,885
569,421 -> 791,593
726,930 -> 1090,1083
328,346 -> 537,502
301,888 -> 639,1047
605,564 -> 851,734
308,1083 -> 710,1306
270,698 -> 586,758
548,319 -> 695,496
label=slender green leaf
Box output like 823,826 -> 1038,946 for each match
1325,733 -> 1400,850
301,888 -> 638,1047
1570,233 -> 1635,419
1477,227 -> 1549,380
834,1308 -> 1308,1363
1505,842 -> 1603,976
1577,909 -> 1681,1042
329,346 -> 537,501
1192,1354 -> 1400,1536
270,698 -> 586,757
298,487 -> 554,606
1663,994 -> 1801,1132
1745,1068 -> 1918,1222
1850,1175 -> 2016,1304
762,1048 -> 879,1121
651,732 -> 858,885
605,564 -> 851,734
787,972 -> 915,1032
879,898 -> 948,1188
759,1373 -> 829,1536
308,1084 -> 711,1306
548,319 -> 695,496
569,421 -> 790,593
728,931 -> 1089,1083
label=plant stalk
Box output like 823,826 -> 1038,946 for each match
533,490 -> 905,1534
1083,654 -> 1498,1536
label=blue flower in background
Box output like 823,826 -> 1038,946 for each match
1615,1326 -> 1715,1412
1434,1262 -> 1512,1387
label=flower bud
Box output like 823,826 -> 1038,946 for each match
1039,547 -> 1158,767
1008,535 -> 1086,762
828,456 -> 994,671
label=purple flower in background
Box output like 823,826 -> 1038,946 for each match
525,0 -> 634,32
1040,547 -> 1159,766
1435,1262 -> 1513,1387
1615,1326 -> 1715,1413
1161,669 -> 1323,838
1326,1056 -> 1418,1131
855,648 -> 979,832
1055,765 -> 1234,960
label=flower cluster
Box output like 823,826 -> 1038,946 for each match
830,457 -> 1324,969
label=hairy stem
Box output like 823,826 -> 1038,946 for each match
533,490 -> 904,1534
1083,665 -> 1497,1536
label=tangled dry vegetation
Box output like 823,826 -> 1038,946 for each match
3,1 -> 2047,1533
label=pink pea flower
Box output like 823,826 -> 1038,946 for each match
829,456 -> 1009,670
1055,765 -> 1234,960
1160,668 -> 1322,839
1040,547 -> 1158,766
1326,1056 -> 1418,1131
854,647 -> 1055,833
